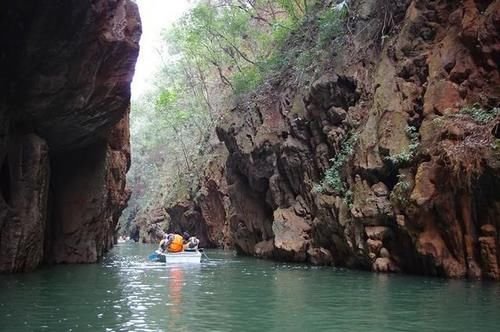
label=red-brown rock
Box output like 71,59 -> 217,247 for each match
210,0 -> 500,280
0,0 -> 140,272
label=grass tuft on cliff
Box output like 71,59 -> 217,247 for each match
459,104 -> 500,124
430,104 -> 500,189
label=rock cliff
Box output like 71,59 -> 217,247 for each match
0,0 -> 140,271
129,141 -> 231,249
211,0 -> 500,279
162,144 -> 232,249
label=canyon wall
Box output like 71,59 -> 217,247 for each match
209,0 -> 500,279
0,0 -> 140,272
132,142 -> 232,249
166,144 -> 232,249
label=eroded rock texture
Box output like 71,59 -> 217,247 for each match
132,143 -> 231,249
214,0 -> 500,279
167,144 -> 232,249
0,0 -> 140,271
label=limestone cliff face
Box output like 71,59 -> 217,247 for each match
165,144 -> 232,249
0,0 -> 140,271
213,0 -> 500,279
130,142 -> 231,249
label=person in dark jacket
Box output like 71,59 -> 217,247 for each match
182,232 -> 200,250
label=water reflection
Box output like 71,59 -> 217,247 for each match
1,243 -> 499,331
0,260 -> 128,330
166,266 -> 184,329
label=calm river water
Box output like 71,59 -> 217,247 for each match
0,243 -> 499,331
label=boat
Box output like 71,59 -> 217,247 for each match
154,249 -> 202,264
117,236 -> 130,243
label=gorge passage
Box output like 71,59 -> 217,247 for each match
134,0 -> 500,280
1,0 -> 500,281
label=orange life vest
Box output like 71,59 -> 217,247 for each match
168,234 -> 184,253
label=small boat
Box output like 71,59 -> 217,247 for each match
154,249 -> 202,264
117,236 -> 129,244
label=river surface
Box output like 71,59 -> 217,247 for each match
1,243 -> 499,331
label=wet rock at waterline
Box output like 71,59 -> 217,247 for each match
209,0 -> 500,279
0,0 -> 141,272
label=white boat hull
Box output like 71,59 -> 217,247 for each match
157,250 -> 202,264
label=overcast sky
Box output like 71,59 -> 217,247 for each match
131,0 -> 192,99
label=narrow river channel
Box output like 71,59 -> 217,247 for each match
1,243 -> 499,331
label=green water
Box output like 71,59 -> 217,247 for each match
1,243 -> 499,331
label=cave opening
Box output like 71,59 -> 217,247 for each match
0,156 -> 11,205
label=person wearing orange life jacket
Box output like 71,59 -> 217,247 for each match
167,233 -> 184,253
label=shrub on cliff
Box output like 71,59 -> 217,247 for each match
315,132 -> 358,207
384,125 -> 420,167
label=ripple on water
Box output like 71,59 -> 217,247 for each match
1,244 -> 500,331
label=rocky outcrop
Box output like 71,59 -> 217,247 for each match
132,205 -> 169,244
166,144 -> 231,248
215,0 -> 500,279
0,0 -> 140,271
132,142 -> 231,248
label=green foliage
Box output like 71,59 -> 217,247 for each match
233,67 -> 263,95
167,0 -> 349,97
260,53 -> 290,75
296,51 -> 315,70
317,3 -> 348,47
168,0 -> 294,96
317,133 -> 359,195
122,0 -> 352,233
288,3 -> 349,84
385,125 -> 420,166
121,56 -> 216,234
155,88 -> 177,109
343,189 -> 354,209
277,0 -> 316,22
389,174 -> 412,207
460,104 -> 500,124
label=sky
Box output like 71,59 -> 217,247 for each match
131,0 -> 192,99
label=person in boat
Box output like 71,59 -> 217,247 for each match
158,234 -> 171,253
182,232 -> 200,251
167,233 -> 185,253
